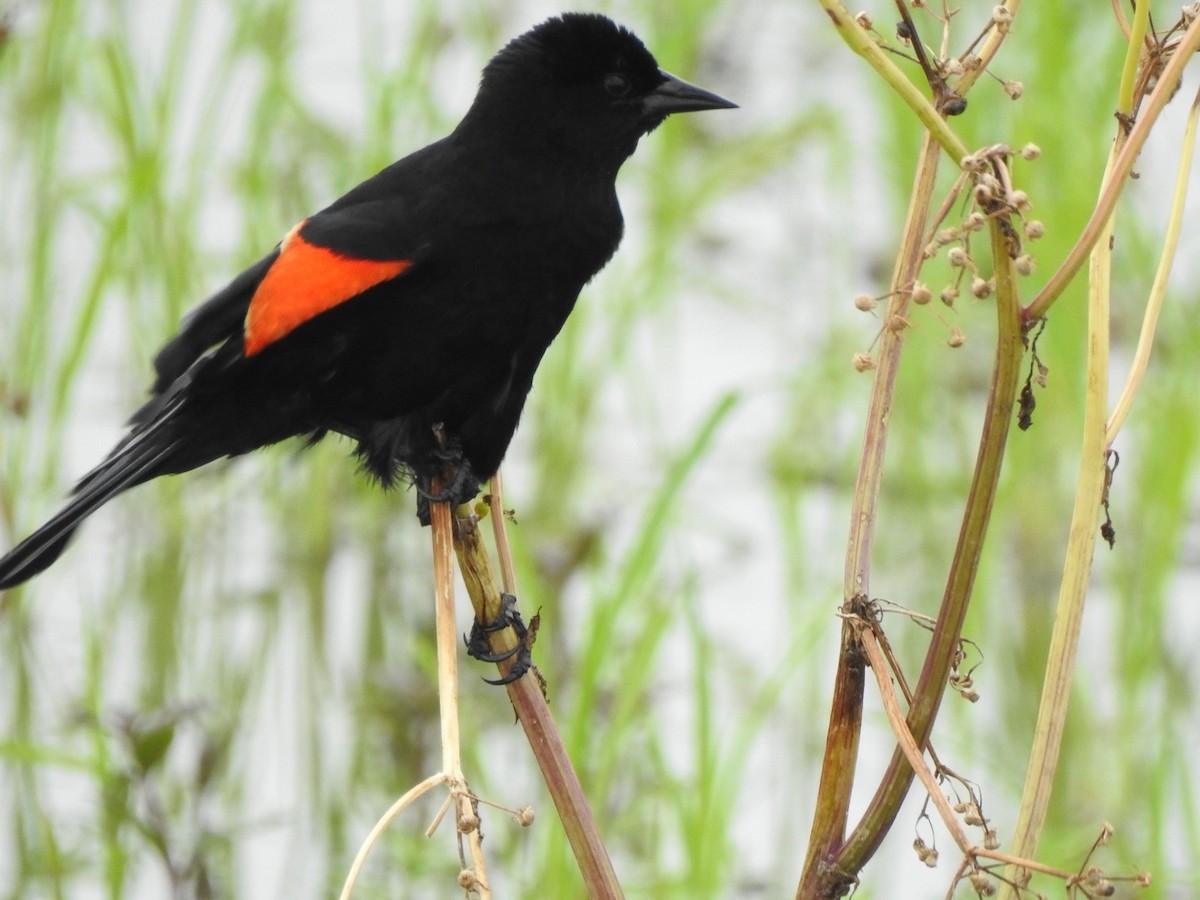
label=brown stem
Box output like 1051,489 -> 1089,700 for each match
452,504 -> 624,899
834,216 -> 1024,876
796,133 -> 942,899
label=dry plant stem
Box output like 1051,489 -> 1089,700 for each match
1024,14 -> 1200,324
487,472 -> 518,594
796,133 -> 942,899
849,615 -> 974,856
339,489 -> 491,900
338,773 -> 454,900
1107,85 -> 1200,442
835,219 -> 1024,881
429,491 -> 492,896
951,0 -> 1020,96
999,133 -> 1123,900
851,615 -> 1087,893
452,506 -> 625,900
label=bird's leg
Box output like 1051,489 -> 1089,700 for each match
416,426 -> 481,524
464,592 -> 535,685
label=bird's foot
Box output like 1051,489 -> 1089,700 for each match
415,458 -> 481,524
464,592 -> 535,685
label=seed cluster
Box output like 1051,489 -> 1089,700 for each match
850,142 -> 1044,371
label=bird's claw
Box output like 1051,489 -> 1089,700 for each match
416,458 -> 481,524
464,592 -> 535,685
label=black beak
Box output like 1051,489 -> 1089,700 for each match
642,70 -> 738,117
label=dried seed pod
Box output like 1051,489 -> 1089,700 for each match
963,211 -> 987,232
852,352 -> 876,372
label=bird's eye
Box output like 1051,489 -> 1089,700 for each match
604,73 -> 632,98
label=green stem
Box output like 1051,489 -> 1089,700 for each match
814,0 -> 970,162
998,119 -> 1120,900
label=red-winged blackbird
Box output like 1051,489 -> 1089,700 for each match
0,13 -> 734,590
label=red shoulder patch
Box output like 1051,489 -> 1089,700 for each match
244,221 -> 412,356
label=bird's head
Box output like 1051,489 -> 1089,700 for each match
463,13 -> 735,170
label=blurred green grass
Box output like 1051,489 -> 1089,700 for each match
1,1 -> 1198,898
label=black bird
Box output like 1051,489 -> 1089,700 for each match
0,12 -> 735,590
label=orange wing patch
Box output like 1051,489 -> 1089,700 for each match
244,221 -> 412,356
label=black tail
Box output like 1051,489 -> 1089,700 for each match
0,416 -> 183,590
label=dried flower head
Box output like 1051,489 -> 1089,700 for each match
963,211 -> 987,232
961,151 -> 988,173
852,352 -> 876,372
969,871 -> 997,896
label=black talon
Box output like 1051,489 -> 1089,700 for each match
464,593 -> 535,685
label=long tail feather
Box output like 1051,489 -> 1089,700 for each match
0,418 -> 181,591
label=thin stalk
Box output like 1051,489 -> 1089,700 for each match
431,493 -> 492,895
951,0 -> 1021,97
1107,85 -> 1200,443
797,133 -> 942,899
1115,0 -> 1152,116
487,472 -> 518,595
340,490 -> 490,899
850,616 -> 974,856
999,115 -> 1123,900
1023,15 -> 1200,323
